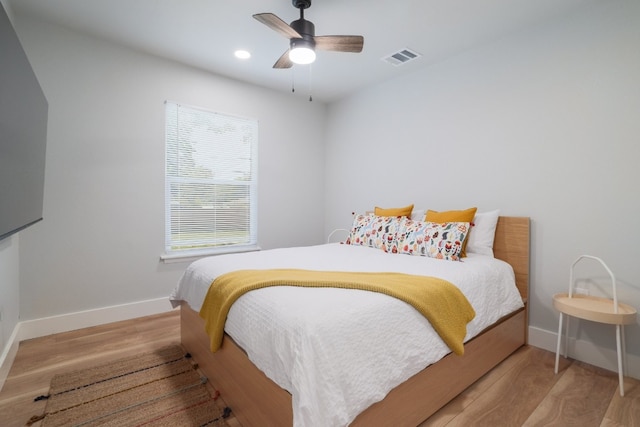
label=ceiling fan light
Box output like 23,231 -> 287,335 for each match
289,39 -> 316,65
289,47 -> 316,64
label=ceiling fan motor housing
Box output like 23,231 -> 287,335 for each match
290,18 -> 315,38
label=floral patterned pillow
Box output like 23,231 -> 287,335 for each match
379,215 -> 404,253
397,220 -> 470,261
346,213 -> 403,252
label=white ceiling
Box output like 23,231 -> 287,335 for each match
9,0 -> 597,103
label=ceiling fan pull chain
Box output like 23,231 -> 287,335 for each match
292,68 -> 296,93
309,65 -> 313,102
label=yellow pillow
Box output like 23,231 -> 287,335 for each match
425,207 -> 477,257
374,204 -> 414,217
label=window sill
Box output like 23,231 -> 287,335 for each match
160,245 -> 261,264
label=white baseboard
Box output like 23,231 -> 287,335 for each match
0,297 -> 174,391
528,325 -> 640,380
17,297 -> 174,341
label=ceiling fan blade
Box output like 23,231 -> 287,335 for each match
253,13 -> 302,39
273,50 -> 293,69
314,35 -> 364,53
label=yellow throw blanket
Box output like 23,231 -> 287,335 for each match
199,269 -> 476,356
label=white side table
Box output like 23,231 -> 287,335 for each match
553,255 -> 636,396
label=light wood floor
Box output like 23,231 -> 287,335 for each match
0,310 -> 638,426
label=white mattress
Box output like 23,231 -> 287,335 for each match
170,243 -> 524,427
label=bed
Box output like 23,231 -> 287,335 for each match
171,215 -> 530,427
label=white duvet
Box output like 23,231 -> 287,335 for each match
170,243 -> 524,427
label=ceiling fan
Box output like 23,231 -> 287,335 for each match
253,0 -> 364,68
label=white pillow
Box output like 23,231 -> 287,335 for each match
466,210 -> 500,257
410,209 -> 425,221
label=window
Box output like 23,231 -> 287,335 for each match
163,102 -> 258,260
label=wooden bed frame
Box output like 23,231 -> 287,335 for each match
181,216 -> 530,426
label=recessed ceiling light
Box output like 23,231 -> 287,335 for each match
234,50 -> 251,59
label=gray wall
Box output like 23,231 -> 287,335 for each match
325,0 -> 640,364
13,14 -> 327,320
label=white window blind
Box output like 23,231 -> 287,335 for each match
164,102 -> 258,257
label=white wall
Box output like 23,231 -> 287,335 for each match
0,237 -> 19,348
12,14 -> 327,322
0,236 -> 20,371
325,0 -> 640,372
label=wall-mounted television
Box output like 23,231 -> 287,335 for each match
0,3 -> 48,241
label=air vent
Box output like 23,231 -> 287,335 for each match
382,48 -> 421,66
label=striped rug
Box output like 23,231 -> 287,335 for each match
31,345 -> 231,426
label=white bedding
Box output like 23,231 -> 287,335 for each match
170,243 -> 524,427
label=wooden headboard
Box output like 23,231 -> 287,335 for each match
493,216 -> 530,303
